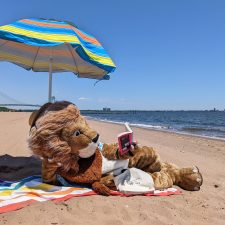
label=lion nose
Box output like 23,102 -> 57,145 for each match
92,134 -> 99,143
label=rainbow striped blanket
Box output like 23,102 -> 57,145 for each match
0,176 -> 180,214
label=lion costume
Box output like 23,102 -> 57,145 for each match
28,101 -> 203,195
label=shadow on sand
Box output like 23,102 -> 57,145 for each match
0,154 -> 41,181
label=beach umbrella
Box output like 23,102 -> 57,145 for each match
0,18 -> 116,102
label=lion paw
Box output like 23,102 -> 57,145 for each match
92,181 -> 111,196
178,166 -> 203,191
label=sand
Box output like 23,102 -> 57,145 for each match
0,112 -> 225,225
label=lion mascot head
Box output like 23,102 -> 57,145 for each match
28,101 -> 100,174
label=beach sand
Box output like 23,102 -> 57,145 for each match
0,112 -> 225,225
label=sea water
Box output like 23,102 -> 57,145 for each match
82,111 -> 225,140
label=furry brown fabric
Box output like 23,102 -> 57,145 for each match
28,101 -> 203,195
60,150 -> 102,183
28,102 -> 81,174
28,101 -> 104,193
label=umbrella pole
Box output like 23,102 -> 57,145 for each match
48,59 -> 53,102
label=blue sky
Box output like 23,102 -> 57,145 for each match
0,0 -> 225,110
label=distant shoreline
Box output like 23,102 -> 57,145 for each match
81,110 -> 225,113
1,108 -> 225,113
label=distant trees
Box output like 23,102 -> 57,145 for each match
0,107 -> 16,112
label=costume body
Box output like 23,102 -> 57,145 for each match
42,142 -> 202,195
29,101 -> 203,196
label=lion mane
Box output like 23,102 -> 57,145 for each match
28,101 -> 80,173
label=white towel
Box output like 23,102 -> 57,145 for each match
114,168 -> 155,195
101,153 -> 129,176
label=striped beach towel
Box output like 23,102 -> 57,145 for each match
0,176 -> 180,214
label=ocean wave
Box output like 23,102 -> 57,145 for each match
182,127 -> 225,134
85,116 -> 169,130
85,116 -> 126,125
129,123 -> 168,130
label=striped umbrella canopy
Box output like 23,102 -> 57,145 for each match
0,18 -> 116,102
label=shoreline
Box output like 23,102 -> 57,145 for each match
86,116 -> 225,143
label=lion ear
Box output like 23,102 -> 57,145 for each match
29,102 -> 53,128
29,110 -> 38,126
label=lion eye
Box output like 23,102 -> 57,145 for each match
74,130 -> 81,136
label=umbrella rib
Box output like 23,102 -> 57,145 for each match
66,44 -> 80,76
31,46 -> 40,70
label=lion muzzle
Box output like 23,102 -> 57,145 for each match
79,134 -> 100,158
